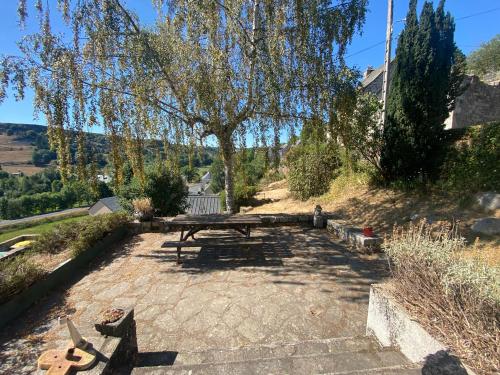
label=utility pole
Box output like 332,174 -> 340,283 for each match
381,0 -> 393,126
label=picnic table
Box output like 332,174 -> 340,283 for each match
164,214 -> 263,263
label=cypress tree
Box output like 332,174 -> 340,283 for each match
381,0 -> 463,182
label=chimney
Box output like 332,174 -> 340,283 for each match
364,66 -> 374,79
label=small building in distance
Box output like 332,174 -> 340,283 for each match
89,196 -> 122,216
186,171 -> 221,214
186,194 -> 221,215
201,171 -> 211,184
97,174 -> 112,184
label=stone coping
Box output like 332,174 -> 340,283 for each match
366,284 -> 476,374
327,220 -> 383,251
129,213 -> 338,234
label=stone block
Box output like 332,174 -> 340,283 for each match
327,220 -> 383,251
366,284 -> 475,374
471,217 -> 500,235
476,192 -> 500,212
93,307 -> 138,374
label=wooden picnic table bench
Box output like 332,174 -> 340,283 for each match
164,214 -> 263,263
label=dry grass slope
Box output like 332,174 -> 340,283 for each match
247,175 -> 499,266
0,134 -> 43,175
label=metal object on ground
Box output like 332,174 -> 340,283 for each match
38,347 -> 96,375
38,317 -> 96,374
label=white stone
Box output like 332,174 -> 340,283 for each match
327,220 -> 383,250
476,192 -> 500,212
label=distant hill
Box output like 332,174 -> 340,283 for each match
0,122 -> 217,176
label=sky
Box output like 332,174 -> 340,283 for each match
0,0 -> 498,128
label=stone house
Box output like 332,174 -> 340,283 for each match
361,63 -> 500,129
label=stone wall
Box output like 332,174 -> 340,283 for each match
362,67 -> 500,130
445,76 -> 500,129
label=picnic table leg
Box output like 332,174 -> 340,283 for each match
246,225 -> 250,239
177,228 -> 184,264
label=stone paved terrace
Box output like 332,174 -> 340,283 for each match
0,226 -> 388,374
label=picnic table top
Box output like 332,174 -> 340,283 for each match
170,214 -> 262,226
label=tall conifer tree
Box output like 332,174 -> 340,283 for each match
381,0 -> 464,181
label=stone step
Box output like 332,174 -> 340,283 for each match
172,336 -> 381,366
134,350 -> 415,374
133,336 -> 415,375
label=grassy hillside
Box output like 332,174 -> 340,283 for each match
0,133 -> 42,176
0,122 -> 219,176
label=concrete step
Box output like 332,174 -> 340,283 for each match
173,336 -> 381,366
133,336 -> 417,375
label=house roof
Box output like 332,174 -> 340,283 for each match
201,171 -> 211,182
92,196 -> 122,212
188,183 -> 205,195
361,64 -> 385,88
186,194 -> 221,215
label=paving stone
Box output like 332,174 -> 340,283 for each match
0,227 -> 388,374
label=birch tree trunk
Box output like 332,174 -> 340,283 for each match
221,138 -> 236,214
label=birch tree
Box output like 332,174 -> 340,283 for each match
2,0 -> 367,213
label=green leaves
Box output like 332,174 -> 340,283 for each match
286,141 -> 340,201
467,34 -> 500,78
381,0 -> 464,182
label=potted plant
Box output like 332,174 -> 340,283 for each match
132,198 -> 154,222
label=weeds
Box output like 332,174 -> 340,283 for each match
384,220 -> 499,374
0,213 -> 129,303
0,254 -> 45,304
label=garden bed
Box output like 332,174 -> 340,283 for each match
0,213 -> 130,328
383,221 -> 499,375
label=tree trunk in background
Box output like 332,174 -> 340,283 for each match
221,139 -> 236,214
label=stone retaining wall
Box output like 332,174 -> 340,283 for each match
129,213 -> 338,234
0,227 -> 128,329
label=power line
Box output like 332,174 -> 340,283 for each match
346,40 -> 386,58
346,7 -> 500,59
456,7 -> 500,21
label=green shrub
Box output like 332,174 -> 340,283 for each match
286,142 -> 340,200
117,166 -> 188,216
439,122 -> 500,193
30,212 -> 129,257
0,254 -> 45,304
70,213 -> 129,257
144,167 -> 188,216
219,184 -> 258,212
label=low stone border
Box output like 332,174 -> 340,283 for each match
129,213 -> 339,234
0,226 -> 128,330
0,234 -> 39,260
366,284 -> 476,374
327,220 -> 382,251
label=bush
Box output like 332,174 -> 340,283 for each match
219,183 -> 258,212
0,254 -> 45,304
117,166 -> 188,217
70,213 -> 128,256
384,221 -> 499,374
286,142 -> 340,200
144,167 -> 188,216
31,212 -> 129,257
439,122 -> 500,194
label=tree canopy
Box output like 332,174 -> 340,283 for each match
381,0 -> 464,182
1,0 -> 367,212
467,34 -> 500,79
